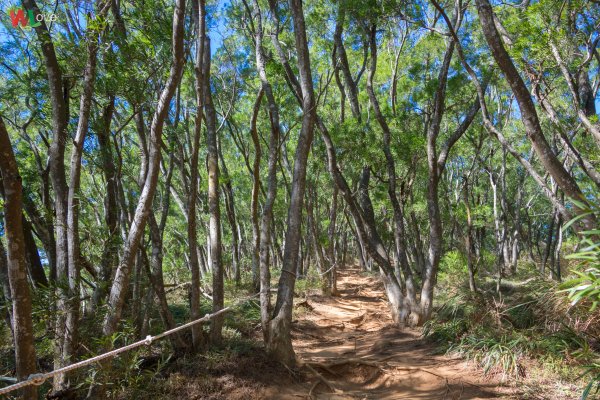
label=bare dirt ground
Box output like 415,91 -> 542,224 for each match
262,265 -> 511,399
159,265 -> 515,400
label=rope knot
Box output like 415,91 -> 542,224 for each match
28,373 -> 46,386
144,335 -> 153,346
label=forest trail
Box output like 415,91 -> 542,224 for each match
263,266 -> 508,399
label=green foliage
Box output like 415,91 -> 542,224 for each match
449,334 -> 526,380
426,275 -> 600,389
560,206 -> 600,398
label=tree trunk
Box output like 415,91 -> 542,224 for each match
0,116 -> 38,400
267,0 -> 317,366
476,0 -> 596,231
62,29 -> 102,384
92,97 -> 119,310
201,35 -> 224,345
328,186 -> 339,296
333,3 -> 361,120
21,0 -> 71,390
462,177 -> 477,292
189,0 -> 205,350
250,89 -> 264,292
145,151 -> 185,350
219,141 -> 241,285
366,23 -> 419,322
421,8 -> 459,322
0,242 -> 14,337
103,0 -> 186,336
22,215 -> 48,287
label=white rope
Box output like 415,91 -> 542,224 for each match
0,293 -> 261,396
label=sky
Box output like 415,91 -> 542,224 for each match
0,0 -> 599,114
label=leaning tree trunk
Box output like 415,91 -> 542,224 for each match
22,216 -> 48,288
146,155 -> 186,350
267,0 -> 317,367
245,0 -> 283,342
0,116 -> 38,400
475,0 -> 597,232
103,0 -> 186,336
366,23 -> 419,323
333,2 -> 361,120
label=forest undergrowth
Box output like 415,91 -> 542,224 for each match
425,257 -> 600,399
3,263 -> 598,399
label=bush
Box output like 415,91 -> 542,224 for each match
560,206 -> 600,399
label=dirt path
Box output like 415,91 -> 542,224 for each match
265,266 -> 508,399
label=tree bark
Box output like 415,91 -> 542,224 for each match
62,24 -> 103,384
21,0 -> 71,389
421,5 -> 462,322
327,185 -> 339,296
475,0 -> 596,231
0,115 -> 38,400
267,0 -> 317,366
333,2 -> 361,120
189,0 -> 205,350
202,35 -> 224,344
462,176 -> 477,292
219,141 -> 241,284
249,89 -> 264,292
366,23 -> 419,323
103,0 -> 186,336
22,215 -> 48,287
92,97 -> 119,310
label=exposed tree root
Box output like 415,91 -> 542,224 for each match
304,363 -> 342,395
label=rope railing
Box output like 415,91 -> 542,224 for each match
0,292 -> 261,397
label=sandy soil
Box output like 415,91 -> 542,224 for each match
262,265 -> 510,399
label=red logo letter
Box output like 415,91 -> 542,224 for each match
9,8 -> 28,28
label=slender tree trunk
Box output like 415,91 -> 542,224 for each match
147,211 -> 186,349
201,35 -> 224,344
552,213 -> 563,281
0,116 -> 38,400
366,23 -> 419,323
328,186 -> 339,296
144,153 -> 185,351
219,141 -> 241,285
267,0 -> 317,366
421,9 -> 459,322
475,0 -> 596,232
92,97 -> 119,310
462,177 -> 477,292
103,0 -> 186,336
333,2 -> 361,120
21,0 -> 71,389
62,29 -> 102,384
541,209 -> 557,277
248,0 -> 282,345
22,216 -> 48,287
250,89 -> 263,292
0,242 -> 14,337
189,0 -> 205,349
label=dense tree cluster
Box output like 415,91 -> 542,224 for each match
0,0 -> 598,397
